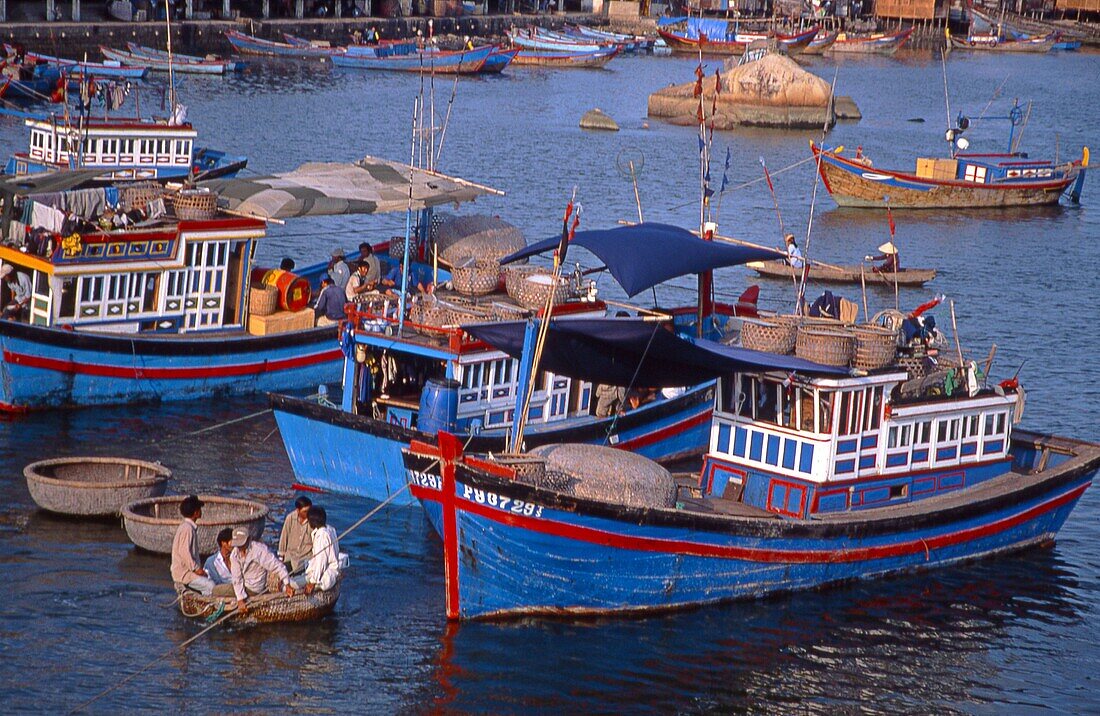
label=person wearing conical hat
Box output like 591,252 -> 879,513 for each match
783,233 -> 804,270
865,241 -> 900,274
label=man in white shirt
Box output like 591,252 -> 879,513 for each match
293,506 -> 341,594
784,234 -> 804,270
229,528 -> 294,615
1,265 -> 32,321
170,495 -> 214,596
327,248 -> 351,290
202,528 -> 236,597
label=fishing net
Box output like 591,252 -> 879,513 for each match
528,444 -> 676,509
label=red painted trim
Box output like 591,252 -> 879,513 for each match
291,483 -> 324,493
438,433 -> 464,621
765,478 -> 807,518
4,347 -> 342,380
452,482 -> 1088,564
616,409 -> 712,451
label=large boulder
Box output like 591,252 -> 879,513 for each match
580,108 -> 620,132
527,443 -> 676,510
647,52 -> 860,129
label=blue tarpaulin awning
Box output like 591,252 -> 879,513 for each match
500,223 -> 782,298
463,317 -> 847,388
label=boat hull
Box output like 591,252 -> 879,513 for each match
407,431 -> 1098,620
272,382 -> 715,504
512,47 -> 620,68
948,34 -> 1056,52
331,45 -> 492,73
225,30 -> 342,58
825,28 -> 913,55
100,46 -> 232,75
0,321 -> 343,411
813,144 -> 1078,208
748,260 -> 936,286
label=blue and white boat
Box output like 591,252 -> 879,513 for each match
404,311 -> 1100,620
272,222 -> 781,504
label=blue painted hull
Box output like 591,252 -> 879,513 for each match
272,382 -> 715,505
406,432 -> 1099,619
0,321 -> 343,410
331,45 -> 493,73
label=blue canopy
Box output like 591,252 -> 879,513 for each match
500,223 -> 782,298
464,318 -> 846,388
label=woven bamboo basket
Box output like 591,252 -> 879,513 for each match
249,285 -> 278,316
489,301 -> 528,322
795,326 -> 855,367
172,189 -> 217,221
409,296 -> 467,336
24,457 -> 170,517
504,265 -> 548,299
451,259 -> 501,297
122,495 -> 268,554
740,317 -> 797,354
489,453 -> 547,485
389,234 -> 414,259
851,324 -> 898,371
176,576 -> 341,624
512,273 -> 570,311
120,182 -> 164,212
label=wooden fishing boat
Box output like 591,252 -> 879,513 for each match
507,29 -> 615,53
802,29 -> 840,54
946,27 -> 1057,52
176,577 -> 341,624
24,456 -> 170,516
403,313 -> 1100,620
123,495 -> 268,554
811,142 -> 1088,208
224,29 -> 343,58
100,46 -> 236,75
5,45 -> 148,79
0,65 -> 62,101
824,28 -> 913,55
747,259 -> 936,286
126,42 -> 245,71
332,44 -> 492,74
657,22 -> 818,56
481,47 -> 520,73
511,46 -> 620,69
566,24 -> 652,52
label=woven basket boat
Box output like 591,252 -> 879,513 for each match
795,326 -> 855,367
740,317 -> 797,354
450,259 -> 501,297
175,577 -> 341,625
123,495 -> 268,554
24,457 -> 170,517
851,324 -> 898,370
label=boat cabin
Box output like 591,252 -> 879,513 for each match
703,365 -> 1020,517
915,153 -> 1065,186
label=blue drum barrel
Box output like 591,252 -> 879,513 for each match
418,378 -> 460,434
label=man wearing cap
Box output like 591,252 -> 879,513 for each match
277,495 -> 314,572
866,242 -> 900,273
327,248 -> 351,290
784,234 -> 804,271
170,495 -> 215,596
1,264 -> 32,321
229,527 -> 294,615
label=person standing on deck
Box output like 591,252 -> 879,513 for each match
328,248 -> 352,290
866,241 -> 901,273
229,528 -> 294,615
203,528 -> 237,597
314,277 -> 347,327
278,496 -> 314,572
784,234 -> 804,270
170,495 -> 214,596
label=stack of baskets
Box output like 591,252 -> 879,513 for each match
503,265 -> 547,298
511,273 -> 570,311
851,324 -> 898,371
795,326 -> 855,367
249,284 -> 278,317
740,316 -> 798,354
120,182 -> 164,213
408,296 -> 488,335
450,258 -> 501,297
171,188 -> 217,221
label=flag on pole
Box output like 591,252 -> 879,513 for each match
555,199 -> 574,267
760,157 -> 775,195
887,204 -> 896,238
720,147 -> 731,193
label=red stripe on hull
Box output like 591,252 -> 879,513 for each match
616,409 -> 712,451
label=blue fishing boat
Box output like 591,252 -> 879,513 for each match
507,28 -> 616,54
404,310 -> 1100,620
0,65 -> 62,102
332,44 -> 493,74
481,48 -> 520,74
225,30 -> 344,58
6,45 -> 148,79
0,157 -> 492,410
272,222 -> 781,504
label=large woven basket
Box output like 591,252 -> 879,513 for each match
172,188 -> 217,221
852,324 -> 898,371
796,326 -> 854,367
512,273 -> 570,311
451,259 -> 501,297
408,296 -> 470,336
489,453 -> 547,485
249,285 -> 278,316
503,265 -> 548,299
120,182 -> 164,212
24,457 -> 170,517
122,495 -> 268,554
176,576 -> 341,625
740,317 -> 797,354
389,234 -> 414,259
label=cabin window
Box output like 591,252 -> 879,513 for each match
865,387 -> 882,430
963,165 -> 988,183
129,272 -> 159,314
182,140 -> 193,157
158,139 -> 168,155
914,421 -> 931,445
461,363 -> 483,390
816,390 -> 833,434
984,412 -> 1006,436
838,389 -> 865,435
963,414 -> 981,438
122,139 -> 134,156
937,417 -> 960,443
887,423 -> 912,449
57,278 -> 76,319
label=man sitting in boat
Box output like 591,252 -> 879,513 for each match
865,241 -> 900,273
328,248 -> 352,290
202,528 -> 237,597
293,506 -> 341,594
170,495 -> 215,597
313,277 -> 348,327
229,527 -> 295,615
1,265 -> 31,321
346,260 -> 380,303
357,242 -> 382,285
277,496 -> 314,572
784,234 -> 805,270
380,256 -> 433,298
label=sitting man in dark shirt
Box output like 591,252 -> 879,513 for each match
313,276 -> 347,326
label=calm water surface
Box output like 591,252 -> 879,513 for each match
1,48 -> 1099,713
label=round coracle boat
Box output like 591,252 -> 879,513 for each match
24,457 -> 170,517
175,577 -> 341,625
123,495 -> 268,554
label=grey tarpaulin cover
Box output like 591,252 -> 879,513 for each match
200,157 -> 499,220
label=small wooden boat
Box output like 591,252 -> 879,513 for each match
24,456 -> 170,517
481,47 -> 520,73
802,29 -> 840,55
824,28 -> 913,55
812,141 -> 1088,208
176,577 -> 341,625
508,29 -> 615,54
225,29 -> 343,58
566,23 -> 652,52
100,46 -> 236,75
332,44 -> 493,74
946,27 -> 1057,52
6,45 -> 148,79
511,46 -> 621,69
126,42 -> 245,71
0,65 -> 62,101
746,259 -> 936,286
657,24 -> 818,56
122,495 -> 268,554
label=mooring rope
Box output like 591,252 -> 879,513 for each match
152,408 -> 272,445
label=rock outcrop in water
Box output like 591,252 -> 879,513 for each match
579,108 -> 620,132
647,52 -> 861,130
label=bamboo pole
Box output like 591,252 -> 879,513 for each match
949,299 -> 965,367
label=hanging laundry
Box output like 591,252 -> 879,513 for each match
29,201 -> 66,233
